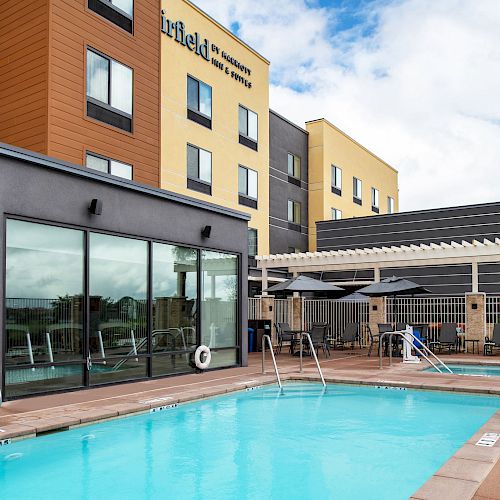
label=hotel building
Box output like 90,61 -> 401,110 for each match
0,0 -> 398,398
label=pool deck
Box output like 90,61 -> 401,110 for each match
1,350 -> 500,499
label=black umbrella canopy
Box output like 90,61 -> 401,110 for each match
356,276 -> 431,297
264,275 -> 344,293
338,291 -> 369,302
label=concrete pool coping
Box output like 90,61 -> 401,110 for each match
0,351 -> 499,499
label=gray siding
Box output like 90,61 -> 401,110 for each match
317,202 -> 500,295
269,110 -> 309,254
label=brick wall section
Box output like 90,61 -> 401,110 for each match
369,297 -> 387,339
292,297 -> 303,331
465,293 -> 486,352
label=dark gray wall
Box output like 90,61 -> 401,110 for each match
269,110 -> 309,254
317,202 -> 500,295
0,145 -> 249,386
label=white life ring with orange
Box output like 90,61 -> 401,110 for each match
194,345 -> 211,370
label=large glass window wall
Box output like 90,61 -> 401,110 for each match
4,219 -> 240,399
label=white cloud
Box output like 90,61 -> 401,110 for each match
194,0 -> 500,211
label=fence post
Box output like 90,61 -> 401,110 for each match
465,293 -> 486,352
369,297 -> 386,335
259,295 -> 276,343
291,297 -> 303,331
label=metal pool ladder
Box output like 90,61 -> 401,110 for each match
379,328 -> 453,374
262,333 -> 326,389
262,334 -> 282,389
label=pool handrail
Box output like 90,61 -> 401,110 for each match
299,332 -> 326,387
262,334 -> 282,389
379,328 -> 453,373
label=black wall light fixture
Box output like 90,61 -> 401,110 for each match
201,225 -> 212,238
89,198 -> 103,215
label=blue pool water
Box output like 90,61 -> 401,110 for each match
425,363 -> 500,377
0,384 -> 498,500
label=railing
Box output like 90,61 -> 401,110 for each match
274,298 -> 293,327
248,298 -> 262,320
302,299 -> 370,346
386,296 -> 466,343
262,334 -> 282,389
486,296 -> 500,339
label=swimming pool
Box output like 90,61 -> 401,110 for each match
0,384 -> 498,500
425,363 -> 500,377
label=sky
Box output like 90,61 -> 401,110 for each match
195,0 -> 500,212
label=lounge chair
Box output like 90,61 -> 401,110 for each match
428,323 -> 458,353
306,323 -> 330,358
333,323 -> 359,350
484,324 -> 500,355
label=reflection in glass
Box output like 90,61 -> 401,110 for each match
86,50 -> 109,104
152,243 -> 198,376
5,220 -> 85,396
89,233 -> 148,375
201,251 -> 238,357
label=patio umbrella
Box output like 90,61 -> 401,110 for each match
264,275 -> 344,294
356,276 -> 430,297
338,291 -> 369,302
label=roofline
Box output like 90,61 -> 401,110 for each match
0,143 -> 251,222
183,0 -> 270,65
315,199 -> 500,227
305,118 -> 398,174
270,109 -> 308,135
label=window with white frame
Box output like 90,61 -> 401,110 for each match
332,165 -> 342,194
331,208 -> 342,220
86,152 -> 132,180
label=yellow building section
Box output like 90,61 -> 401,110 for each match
160,0 -> 270,255
307,119 -> 399,251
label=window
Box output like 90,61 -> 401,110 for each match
248,228 -> 258,257
331,208 -> 342,220
86,48 -> 133,132
238,105 -> 258,150
371,187 -> 380,213
201,251 -> 238,368
86,152 -> 132,180
388,196 -> 395,214
288,153 -> 301,179
88,0 -> 133,33
238,166 -> 258,209
187,144 -> 212,195
353,177 -> 362,205
288,200 -> 301,231
187,76 -> 212,128
331,165 -> 342,195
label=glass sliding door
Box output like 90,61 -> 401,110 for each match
152,243 -> 198,376
5,220 -> 85,398
201,251 -> 239,368
88,233 -> 148,385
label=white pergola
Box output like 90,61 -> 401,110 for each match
256,238 -> 500,293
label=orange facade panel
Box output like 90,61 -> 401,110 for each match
0,0 -> 161,187
0,0 -> 49,154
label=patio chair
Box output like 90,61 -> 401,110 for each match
306,323 -> 330,358
276,323 -> 295,354
377,323 -> 396,356
428,323 -> 458,353
484,324 -> 500,355
333,323 -> 359,350
367,325 -> 385,357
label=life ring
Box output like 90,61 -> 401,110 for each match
194,345 -> 211,370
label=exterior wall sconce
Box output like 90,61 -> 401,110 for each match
88,198 -> 103,215
201,225 -> 212,238
471,303 -> 478,310
372,305 -> 378,311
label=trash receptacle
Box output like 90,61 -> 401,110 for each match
248,328 -> 255,353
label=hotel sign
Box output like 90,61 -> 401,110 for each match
161,11 -> 253,89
